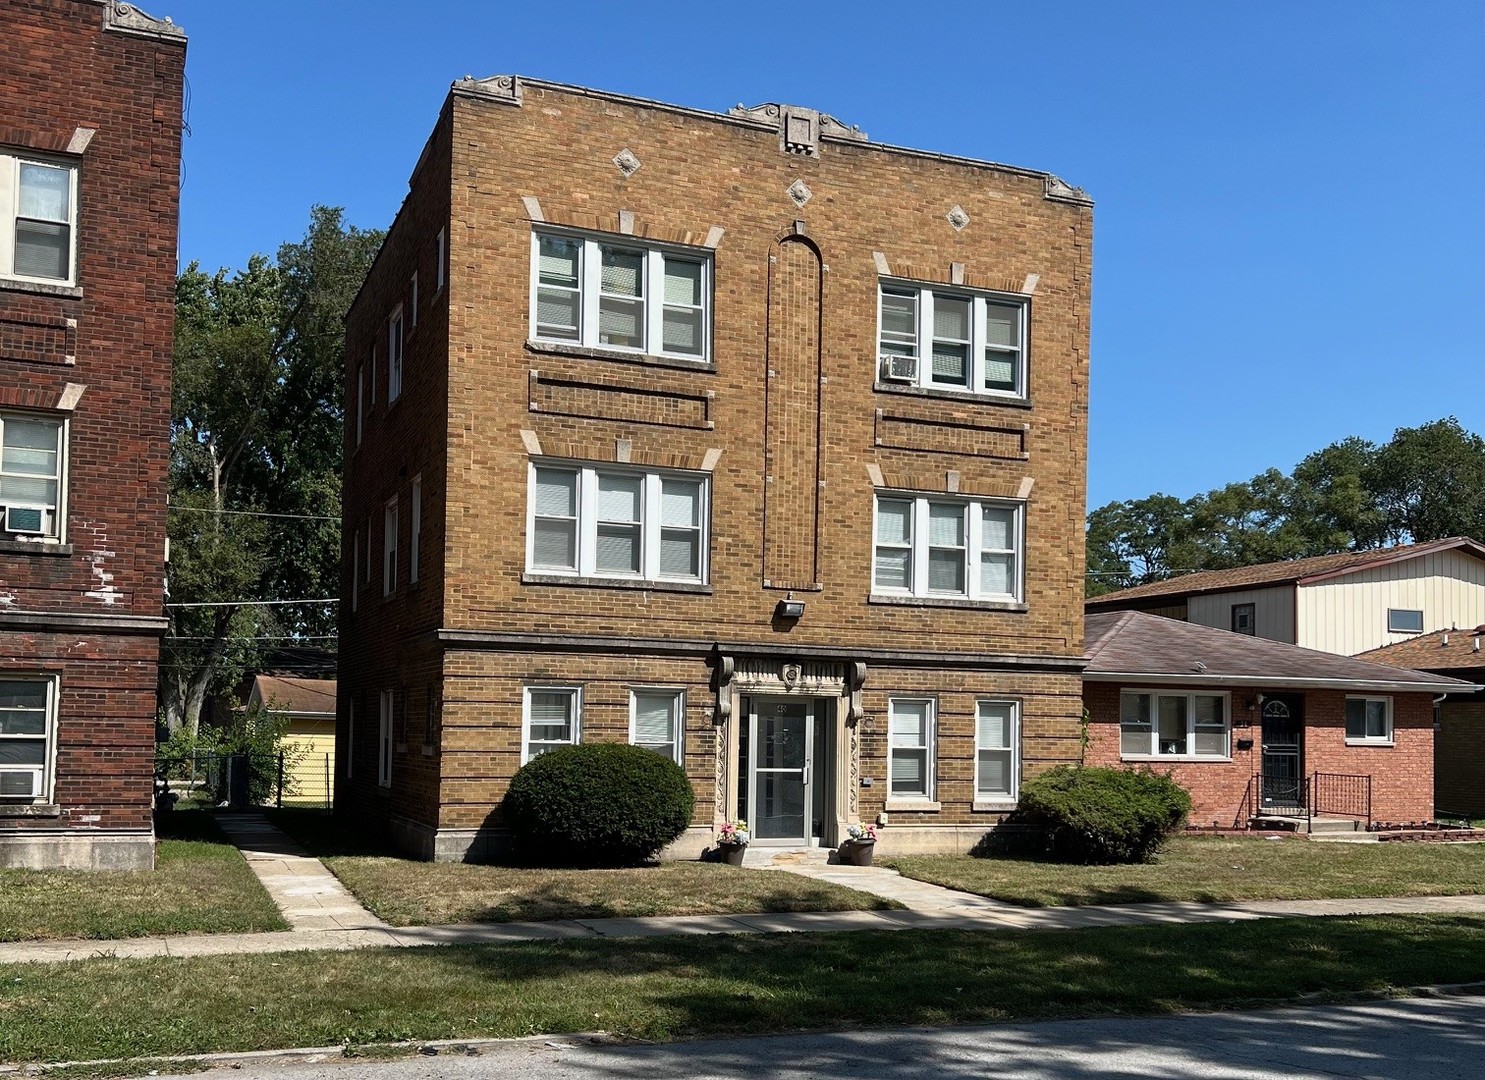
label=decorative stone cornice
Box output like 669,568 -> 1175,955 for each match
101,1 -> 185,42
1043,174 -> 1093,206
728,102 -> 867,157
452,75 -> 523,107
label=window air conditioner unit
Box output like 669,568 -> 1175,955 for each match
0,768 -> 42,799
880,353 -> 918,383
3,505 -> 49,536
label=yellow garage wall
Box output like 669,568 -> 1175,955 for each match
283,718 -> 335,805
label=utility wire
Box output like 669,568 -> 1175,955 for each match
171,506 -> 339,522
166,598 -> 338,608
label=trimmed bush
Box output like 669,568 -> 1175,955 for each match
1016,766 -> 1192,864
503,743 -> 696,867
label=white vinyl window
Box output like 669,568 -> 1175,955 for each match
387,306 -> 404,402
409,475 -> 421,584
1387,609 -> 1423,634
1345,696 -> 1393,745
975,700 -> 1020,802
888,697 -> 934,800
0,676 -> 58,802
877,282 -> 1028,398
1120,691 -> 1230,759
873,494 -> 1023,602
383,497 -> 398,596
527,463 -> 708,584
523,686 -> 581,763
377,690 -> 393,787
0,413 -> 65,541
631,689 -> 683,764
0,155 -> 78,285
531,230 -> 710,361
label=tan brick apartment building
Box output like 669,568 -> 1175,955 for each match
339,76 -> 1092,860
0,1 -> 185,868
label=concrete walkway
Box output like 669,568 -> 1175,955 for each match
1,816 -> 1482,967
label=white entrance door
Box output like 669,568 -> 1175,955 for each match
749,697 -> 814,845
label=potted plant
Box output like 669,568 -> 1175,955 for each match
715,819 -> 750,865
837,822 -> 878,866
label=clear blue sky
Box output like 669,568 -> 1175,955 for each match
161,0 -> 1484,510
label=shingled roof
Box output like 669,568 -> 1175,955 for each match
1086,536 -> 1485,608
248,675 -> 337,716
1084,611 -> 1478,693
1359,626 -> 1485,672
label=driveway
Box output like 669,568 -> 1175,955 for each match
162,993 -> 1485,1079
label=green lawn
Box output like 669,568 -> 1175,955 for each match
266,809 -> 895,925
1,915 -> 1483,1062
882,835 -> 1485,908
0,811 -> 286,942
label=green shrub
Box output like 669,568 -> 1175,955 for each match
1016,766 -> 1192,864
503,743 -> 696,867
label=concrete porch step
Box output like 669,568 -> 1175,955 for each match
1249,814 -> 1368,836
742,847 -> 831,868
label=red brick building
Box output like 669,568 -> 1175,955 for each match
0,0 -> 185,868
1084,612 -> 1473,829
339,76 -> 1092,860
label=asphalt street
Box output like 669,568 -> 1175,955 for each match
160,993 -> 1485,1079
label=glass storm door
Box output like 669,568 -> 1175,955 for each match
749,698 -> 813,844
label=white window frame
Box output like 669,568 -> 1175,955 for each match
522,686 -> 582,764
0,674 -> 59,803
377,689 -> 393,787
387,306 -> 404,403
529,228 -> 712,363
0,411 -> 68,543
0,153 -> 79,287
974,699 -> 1020,805
876,280 -> 1029,399
435,227 -> 446,293
1387,608 -> 1424,634
1119,690 -> 1232,761
629,688 -> 684,765
409,475 -> 421,584
871,492 -> 1024,603
383,496 -> 398,596
887,697 -> 936,802
525,461 -> 709,584
1345,695 -> 1394,746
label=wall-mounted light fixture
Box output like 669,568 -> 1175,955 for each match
775,597 -> 806,620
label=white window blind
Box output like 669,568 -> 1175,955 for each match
0,414 -> 64,539
1120,692 -> 1230,758
976,701 -> 1018,800
888,698 -> 933,799
0,678 -> 54,800
873,494 -> 1023,602
525,688 -> 579,761
877,283 -> 1029,398
632,690 -> 682,763
6,158 -> 76,283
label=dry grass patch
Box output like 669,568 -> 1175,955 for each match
0,812 -> 285,942
882,835 -> 1485,908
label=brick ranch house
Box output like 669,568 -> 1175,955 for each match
337,76 -> 1093,860
1084,611 -> 1476,830
0,0 -> 185,869
1360,628 -> 1485,818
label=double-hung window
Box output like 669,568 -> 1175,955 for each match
377,690 -> 394,787
1120,691 -> 1230,759
1345,696 -> 1393,745
975,700 -> 1019,803
531,231 -> 710,361
383,497 -> 398,596
631,689 -> 683,764
387,306 -> 404,402
524,687 -> 580,763
409,476 -> 421,584
877,282 -> 1028,398
528,463 -> 707,584
0,676 -> 57,802
0,412 -> 65,541
873,494 -> 1023,602
888,697 -> 935,801
1,154 -> 78,285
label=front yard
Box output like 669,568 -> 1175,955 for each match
1,914 -> 1482,1062
266,810 -> 896,925
0,811 -> 285,942
882,835 -> 1485,908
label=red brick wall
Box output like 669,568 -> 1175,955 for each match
0,0 -> 185,842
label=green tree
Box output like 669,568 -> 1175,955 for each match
162,207 -> 382,735
1365,418 -> 1485,546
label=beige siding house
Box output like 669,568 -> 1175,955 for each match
1088,538 -> 1485,657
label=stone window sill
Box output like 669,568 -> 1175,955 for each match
0,802 -> 61,818
885,799 -> 941,813
0,277 -> 82,300
869,594 -> 1027,613
0,539 -> 71,557
873,381 -> 1031,410
526,339 -> 716,374
973,800 -> 1019,813
1121,755 -> 1233,764
1344,740 -> 1394,748
521,572 -> 712,595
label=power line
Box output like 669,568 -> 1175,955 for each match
166,635 -> 338,641
166,598 -> 338,608
172,506 -> 339,522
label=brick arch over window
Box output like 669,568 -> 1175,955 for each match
761,234 -> 823,591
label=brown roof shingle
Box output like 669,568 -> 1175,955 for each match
250,675 -> 337,716
1358,627 -> 1485,672
1085,537 -> 1485,608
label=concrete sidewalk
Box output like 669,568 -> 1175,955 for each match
213,814 -> 385,932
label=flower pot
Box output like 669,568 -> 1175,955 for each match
718,842 -> 747,866
838,840 -> 875,866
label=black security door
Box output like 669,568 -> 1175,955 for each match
1260,696 -> 1304,810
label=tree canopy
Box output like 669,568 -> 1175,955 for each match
163,207 -> 383,734
1086,418 -> 1485,597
